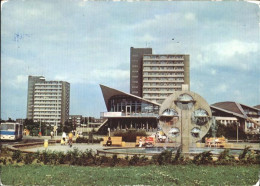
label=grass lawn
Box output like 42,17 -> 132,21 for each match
1,164 -> 259,185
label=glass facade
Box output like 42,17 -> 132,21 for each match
108,95 -> 159,117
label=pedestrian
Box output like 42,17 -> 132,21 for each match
62,132 -> 66,144
106,136 -> 112,146
68,131 -> 73,147
50,131 -> 54,139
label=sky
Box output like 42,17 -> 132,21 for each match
1,0 -> 260,120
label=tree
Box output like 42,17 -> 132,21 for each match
8,118 -> 15,122
24,119 -> 39,135
63,120 -> 73,133
204,121 -> 247,140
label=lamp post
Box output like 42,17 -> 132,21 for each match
39,118 -> 42,136
55,100 -> 58,137
236,121 -> 240,143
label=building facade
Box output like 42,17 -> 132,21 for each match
69,115 -> 82,128
26,76 -> 70,126
26,76 -> 46,119
142,54 -> 190,104
211,102 -> 260,134
99,84 -> 160,133
130,47 -> 152,97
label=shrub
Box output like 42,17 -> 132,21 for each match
33,151 -> 41,160
110,154 -> 119,167
216,149 -> 235,165
100,156 -> 109,164
12,150 -> 23,163
157,150 -> 173,165
129,155 -> 140,166
193,151 -> 213,165
76,137 -> 88,143
140,155 -> 148,162
78,149 -> 94,166
40,150 -> 52,165
76,137 -> 102,143
24,153 -> 35,164
57,152 -> 66,164
172,147 -> 184,164
0,158 -> 7,165
48,151 -> 59,165
66,148 -> 80,165
239,146 -> 250,160
239,147 -> 259,164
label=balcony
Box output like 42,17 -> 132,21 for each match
143,63 -> 184,67
143,69 -> 185,72
143,90 -> 175,94
143,57 -> 184,60
143,79 -> 184,83
143,74 -> 184,78
143,85 -> 182,89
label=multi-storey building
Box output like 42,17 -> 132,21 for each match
130,47 -> 152,97
69,115 -> 82,128
142,54 -> 190,104
27,76 -> 46,119
26,76 -> 70,126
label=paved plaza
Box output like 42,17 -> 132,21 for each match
24,143 -> 105,153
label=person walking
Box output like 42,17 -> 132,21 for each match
50,131 -> 54,139
68,131 -> 73,147
61,132 -> 66,145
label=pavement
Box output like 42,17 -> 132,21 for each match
4,135 -> 259,154
24,143 -> 105,153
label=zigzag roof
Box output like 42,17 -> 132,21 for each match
100,84 -> 161,110
211,101 -> 260,119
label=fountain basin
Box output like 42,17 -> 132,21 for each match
97,147 -> 259,157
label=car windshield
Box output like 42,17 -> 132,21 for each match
0,124 -> 15,130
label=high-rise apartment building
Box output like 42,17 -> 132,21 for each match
27,76 -> 46,120
130,47 -> 152,97
142,54 -> 190,104
26,76 -> 70,126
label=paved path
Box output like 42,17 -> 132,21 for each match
24,143 -> 106,153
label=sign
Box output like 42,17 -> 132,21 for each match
103,112 -> 122,117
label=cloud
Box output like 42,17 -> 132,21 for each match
192,40 -> 259,71
128,11 -> 197,33
210,69 -> 216,75
206,40 -> 258,58
184,12 -> 196,21
1,1 -> 259,119
53,69 -> 129,85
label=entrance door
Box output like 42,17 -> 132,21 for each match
126,106 -> 131,116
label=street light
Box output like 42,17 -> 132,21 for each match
236,121 -> 240,143
55,99 -> 59,137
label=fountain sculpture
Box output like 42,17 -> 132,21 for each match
159,90 -> 212,155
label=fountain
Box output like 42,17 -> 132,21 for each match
158,90 -> 212,156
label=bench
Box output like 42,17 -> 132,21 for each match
205,137 -> 227,147
102,136 -> 123,146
